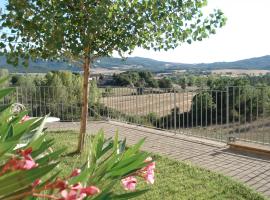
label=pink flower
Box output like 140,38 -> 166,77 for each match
81,186 -> 100,195
60,189 -> 86,200
18,148 -> 38,170
121,176 -> 137,191
70,169 -> 81,178
59,183 -> 100,200
0,148 -> 38,175
32,179 -> 41,188
46,178 -> 68,191
140,158 -> 155,184
20,115 -> 30,123
145,169 -> 155,184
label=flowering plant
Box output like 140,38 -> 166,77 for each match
0,78 -> 155,199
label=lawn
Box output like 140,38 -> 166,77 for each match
46,131 -> 266,200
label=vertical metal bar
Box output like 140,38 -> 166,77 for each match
170,90 -> 172,130
256,88 -> 259,142
186,90 -> 189,128
238,87 -> 241,140
262,87 -> 265,144
250,87 -> 253,141
244,88 -> 247,141
178,89 -> 181,132
108,88 -> 111,120
47,87 -> 50,116
183,89 -> 185,128
250,87 -> 253,123
16,87 -> 18,103
174,89 -> 177,132
233,87 -> 235,125
133,87 -> 136,124
44,87 -> 46,116
39,87 -> 42,116
191,91 -> 194,130
158,89 -> 161,129
200,91 -> 203,128
31,87 -> 33,117
152,88 -> 154,127
163,89 -> 165,129
122,87 -> 124,122
136,87 -> 138,125
196,92 -> 198,128
206,90 -> 208,126
205,90 -> 208,138
220,91 -> 223,141
215,91 -> 218,126
226,87 -> 229,126
166,89 -> 169,130
210,90 -> 213,127
34,87 -> 37,117
155,89 -> 158,128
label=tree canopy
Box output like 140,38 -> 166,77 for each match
0,0 -> 226,64
0,0 -> 226,152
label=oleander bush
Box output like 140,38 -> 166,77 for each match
0,77 -> 155,200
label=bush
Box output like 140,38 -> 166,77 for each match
0,77 -> 155,199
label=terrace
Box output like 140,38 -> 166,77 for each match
4,85 -> 270,198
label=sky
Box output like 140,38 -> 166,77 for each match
1,0 -> 270,64
121,0 -> 270,63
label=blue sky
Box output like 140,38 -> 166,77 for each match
1,0 -> 270,63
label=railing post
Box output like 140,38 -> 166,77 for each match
174,88 -> 177,133
226,86 -> 230,141
16,87 -> 19,103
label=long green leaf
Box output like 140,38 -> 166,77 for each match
0,88 -> 14,100
0,76 -> 9,85
0,163 -> 58,197
0,140 -> 17,157
36,148 -> 66,166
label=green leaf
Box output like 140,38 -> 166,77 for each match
122,138 -> 145,160
109,152 -> 148,177
28,116 -> 48,143
31,139 -> 54,158
0,77 -> 10,86
36,148 -> 66,166
0,88 -> 14,100
0,140 -> 17,157
0,163 -> 58,197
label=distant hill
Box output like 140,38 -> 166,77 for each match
0,55 -> 270,73
0,57 -> 81,73
190,55 -> 270,70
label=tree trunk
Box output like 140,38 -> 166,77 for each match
77,56 -> 90,153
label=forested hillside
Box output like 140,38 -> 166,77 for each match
0,55 -> 270,73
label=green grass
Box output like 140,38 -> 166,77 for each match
46,131 -> 267,200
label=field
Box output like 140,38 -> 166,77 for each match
45,131 -> 266,200
101,91 -> 196,117
99,89 -> 270,145
212,69 -> 270,76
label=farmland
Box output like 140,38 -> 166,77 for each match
101,91 -> 196,117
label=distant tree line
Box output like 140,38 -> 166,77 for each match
0,69 -> 100,121
172,73 -> 270,89
112,71 -> 172,88
1,68 -> 270,128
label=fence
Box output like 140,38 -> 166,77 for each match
1,86 -> 270,145
98,86 -> 270,145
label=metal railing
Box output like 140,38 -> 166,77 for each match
1,86 -> 270,145
98,86 -> 270,145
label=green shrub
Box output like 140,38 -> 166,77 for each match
0,77 -> 155,199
